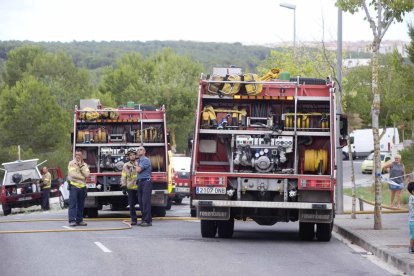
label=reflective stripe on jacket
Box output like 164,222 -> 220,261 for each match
67,159 -> 90,188
121,161 -> 138,190
41,172 -> 52,189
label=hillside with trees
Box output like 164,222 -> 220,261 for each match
0,38 -> 412,174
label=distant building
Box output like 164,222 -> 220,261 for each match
343,58 -> 370,68
265,40 -> 409,58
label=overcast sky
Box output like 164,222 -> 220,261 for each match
0,0 -> 412,44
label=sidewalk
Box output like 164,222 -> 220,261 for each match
334,195 -> 414,275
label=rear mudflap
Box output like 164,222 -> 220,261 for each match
299,209 -> 333,223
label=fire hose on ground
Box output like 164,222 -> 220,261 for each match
0,216 -> 198,234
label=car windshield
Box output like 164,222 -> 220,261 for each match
176,171 -> 190,179
366,153 -> 388,161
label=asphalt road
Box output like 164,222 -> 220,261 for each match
343,160 -> 375,188
0,199 -> 396,276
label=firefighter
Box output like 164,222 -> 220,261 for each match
40,167 -> 51,210
121,148 -> 139,225
136,146 -> 152,226
67,148 -> 90,227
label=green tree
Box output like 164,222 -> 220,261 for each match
2,45 -> 93,112
0,76 -> 69,153
257,46 -> 335,78
100,49 -> 203,151
30,51 -> 92,112
407,23 -> 414,64
342,65 -> 372,127
337,0 -> 414,229
2,45 -> 44,86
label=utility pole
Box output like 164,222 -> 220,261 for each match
280,3 -> 296,53
335,8 -> 344,213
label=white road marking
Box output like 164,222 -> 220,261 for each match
62,226 -> 74,230
94,241 -> 112,253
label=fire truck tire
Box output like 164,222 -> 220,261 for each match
290,77 -> 326,85
316,222 -> 332,242
217,218 -> 234,238
2,205 -> 11,216
201,220 -> 217,238
152,207 -> 166,217
166,199 -> 172,210
299,222 -> 315,241
174,198 -> 183,205
86,208 -> 99,218
59,194 -> 67,209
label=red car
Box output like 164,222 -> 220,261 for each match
1,159 -> 62,216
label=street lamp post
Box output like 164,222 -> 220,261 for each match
279,2 -> 296,50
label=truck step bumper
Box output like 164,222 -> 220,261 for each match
192,200 -> 332,210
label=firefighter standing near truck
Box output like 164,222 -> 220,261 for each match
67,148 -> 90,227
40,167 -> 51,211
136,146 -> 152,226
121,148 -> 139,225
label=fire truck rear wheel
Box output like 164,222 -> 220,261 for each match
299,222 -> 315,241
86,208 -> 99,218
2,205 -> 11,216
152,207 -> 166,217
316,222 -> 332,242
217,218 -> 234,238
166,199 -> 172,210
201,220 -> 217,238
174,198 -> 183,205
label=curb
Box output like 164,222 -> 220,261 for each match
333,224 -> 414,275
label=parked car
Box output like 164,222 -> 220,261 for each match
361,152 -> 392,174
171,156 -> 191,204
343,128 -> 399,160
58,179 -> 69,209
1,159 -> 63,216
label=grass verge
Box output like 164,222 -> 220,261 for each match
343,183 -> 410,208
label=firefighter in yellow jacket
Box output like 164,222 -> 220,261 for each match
40,167 -> 51,211
121,148 -> 139,225
67,148 -> 90,227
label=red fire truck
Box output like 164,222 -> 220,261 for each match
72,99 -> 170,217
190,68 -> 347,241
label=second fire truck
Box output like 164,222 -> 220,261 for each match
72,99 -> 171,217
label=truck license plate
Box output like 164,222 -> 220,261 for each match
196,187 -> 226,194
18,196 -> 32,201
175,187 -> 190,193
86,183 -> 96,189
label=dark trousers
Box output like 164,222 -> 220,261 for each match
68,185 -> 86,223
41,188 -> 50,210
138,180 -> 152,223
127,189 -> 138,223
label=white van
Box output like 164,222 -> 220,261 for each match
342,127 -> 399,159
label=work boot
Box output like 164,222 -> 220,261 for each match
130,221 -> 137,226
140,222 -> 152,227
409,247 -> 414,254
76,221 -> 87,226
69,221 -> 76,227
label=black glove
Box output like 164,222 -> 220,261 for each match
122,187 -> 127,195
84,187 -> 88,198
